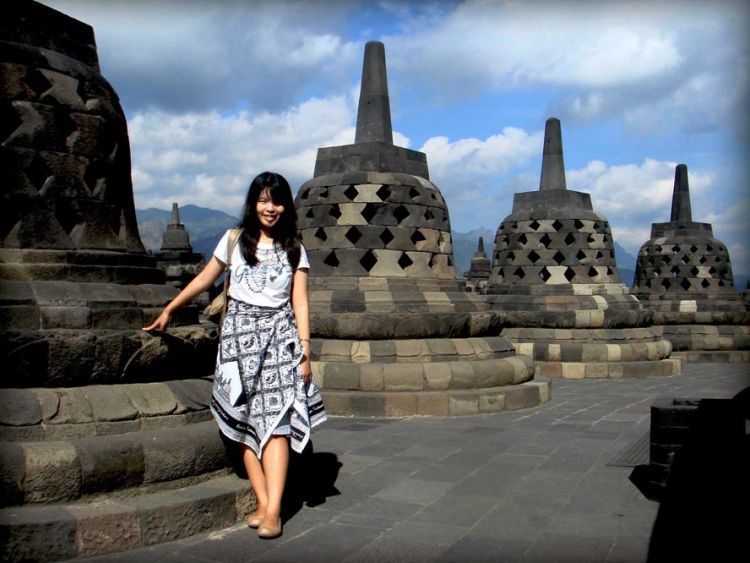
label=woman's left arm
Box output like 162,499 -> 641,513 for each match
291,267 -> 312,383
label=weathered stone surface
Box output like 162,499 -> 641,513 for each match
76,434 -> 145,495
0,443 -> 25,507
0,389 -> 42,425
69,501 -> 141,557
0,505 -> 77,562
22,442 -> 80,504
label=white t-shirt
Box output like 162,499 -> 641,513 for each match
213,230 -> 309,308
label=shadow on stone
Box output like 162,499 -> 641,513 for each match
642,388 -> 749,562
283,442 -> 341,522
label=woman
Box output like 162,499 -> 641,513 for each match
144,171 -> 326,540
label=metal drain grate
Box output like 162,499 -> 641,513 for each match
607,431 -> 650,467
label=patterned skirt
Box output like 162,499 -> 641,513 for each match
210,299 -> 326,458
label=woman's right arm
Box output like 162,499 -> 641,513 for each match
143,256 -> 226,332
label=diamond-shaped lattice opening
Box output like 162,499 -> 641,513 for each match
305,208 -> 314,219
24,68 -> 53,98
495,252 -> 501,261
380,228 -> 394,245
701,279 -> 710,288
409,187 -> 420,199
323,251 -> 339,267
361,203 -> 378,222
447,256 -> 453,266
360,250 -> 377,272
718,245 -> 724,252
300,188 -> 310,200
602,235 -> 609,243
539,267 -> 552,282
529,220 -> 540,231
329,204 -> 342,219
528,250 -> 541,264
564,267 -> 576,281
680,278 -> 691,291
699,256 -> 707,264
707,244 -> 713,252
588,266 -> 598,278
663,256 -> 671,264
344,185 -> 359,201
587,234 -> 596,243
654,268 -> 662,276
376,185 -> 391,201
513,267 -> 525,279
410,230 -> 426,244
661,279 -> 671,289
314,227 -> 327,241
574,219 -> 584,229
576,249 -> 586,260
431,192 -> 437,200
681,254 -> 690,264
671,266 -> 680,277
552,220 -> 563,231
708,266 -> 717,274
715,256 -> 722,263
564,233 -> 576,246
507,251 -> 516,261
553,251 -> 566,265
671,245 -> 680,254
607,266 -> 614,275
645,280 -> 652,288
345,226 -> 362,244
320,187 -> 329,199
690,266 -> 699,276
593,222 -> 602,232
718,280 -> 725,287
596,251 -> 604,260
518,233 -> 528,245
424,208 -> 434,221
654,245 -> 662,253
690,245 -> 698,253
510,222 -> 518,231
397,252 -> 413,270
539,234 -> 552,248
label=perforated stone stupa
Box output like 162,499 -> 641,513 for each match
296,41 -> 549,416
486,118 -> 681,379
0,4 -> 251,560
633,164 -> 749,361
153,203 -> 205,290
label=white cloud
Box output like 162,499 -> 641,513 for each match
128,94 -> 357,212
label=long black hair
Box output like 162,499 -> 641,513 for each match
237,171 -> 301,269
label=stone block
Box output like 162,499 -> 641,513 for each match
0,442 -> 25,506
68,501 -> 141,557
0,388 -> 42,426
85,386 -> 138,422
43,423 -> 97,441
452,339 -> 475,357
447,362 -> 474,389
23,441 -> 81,503
417,393 -> 449,416
135,484 -> 236,546
122,383 -> 178,417
75,434 -> 145,495
359,363 -> 384,391
142,427 -> 198,483
167,379 -> 212,413
448,394 -> 479,415
479,392 -> 506,413
561,363 -> 585,379
537,362 -> 562,378
320,339 -> 353,360
50,388 -> 94,424
383,364 -> 423,391
0,505 -> 77,562
585,363 -> 609,379
351,341 -> 371,363
349,393 -> 385,417
395,339 -> 425,358
606,344 -> 622,362
95,420 -> 141,436
319,392 -> 352,416
384,393 -> 417,417
423,363 -> 452,390
322,363 -> 360,390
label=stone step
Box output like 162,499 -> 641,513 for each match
321,381 -> 550,417
512,339 -> 673,363
672,351 -> 750,363
0,379 -> 214,442
0,420 -> 228,506
535,358 -> 682,379
0,473 -> 254,562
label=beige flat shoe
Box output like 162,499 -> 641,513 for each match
246,512 -> 264,529
257,519 -> 282,539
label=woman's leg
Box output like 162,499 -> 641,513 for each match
259,436 -> 289,532
242,445 -> 268,522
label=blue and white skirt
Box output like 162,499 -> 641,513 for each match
210,300 -> 326,458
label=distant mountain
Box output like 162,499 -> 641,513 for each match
136,205 -> 237,252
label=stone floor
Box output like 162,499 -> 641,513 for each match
77,363 -> 749,563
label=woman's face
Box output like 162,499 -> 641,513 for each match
256,188 -> 285,230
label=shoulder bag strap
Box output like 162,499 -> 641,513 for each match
220,228 -> 242,318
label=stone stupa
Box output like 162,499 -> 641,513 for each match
486,118 -> 681,379
296,41 -> 549,416
464,236 -> 491,293
0,4 -> 251,560
153,202 -> 205,290
633,164 -> 749,361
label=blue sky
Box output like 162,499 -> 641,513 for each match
43,0 -> 749,272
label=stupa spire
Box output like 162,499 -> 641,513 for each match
539,117 -> 567,191
669,164 -> 692,223
477,236 -> 486,257
354,41 -> 393,144
170,202 -> 181,225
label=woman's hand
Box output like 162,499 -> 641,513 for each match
143,310 -> 172,332
300,342 -> 312,383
